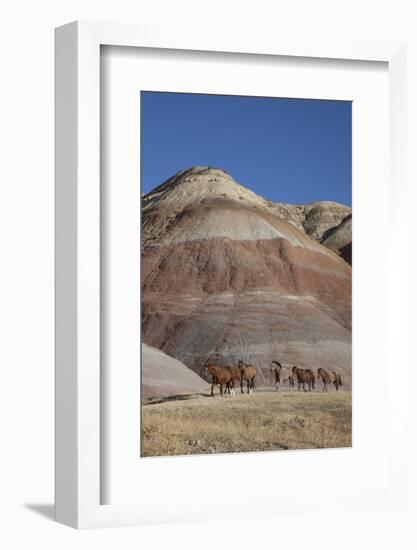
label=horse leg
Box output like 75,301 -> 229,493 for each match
211,383 -> 214,397
241,379 -> 244,394
220,383 -> 223,397
247,380 -> 250,394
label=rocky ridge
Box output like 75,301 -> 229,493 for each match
143,167 -> 352,260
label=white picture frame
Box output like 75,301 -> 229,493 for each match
55,21 -> 407,529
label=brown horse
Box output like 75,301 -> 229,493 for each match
292,366 -> 315,392
224,366 -> 241,395
270,361 -> 294,391
237,360 -> 257,394
205,364 -> 236,397
317,367 -> 342,392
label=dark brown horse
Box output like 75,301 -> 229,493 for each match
205,364 -> 236,397
292,366 -> 315,392
270,361 -> 294,391
237,360 -> 257,394
317,367 -> 342,392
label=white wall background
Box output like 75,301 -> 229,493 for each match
0,0 -> 416,548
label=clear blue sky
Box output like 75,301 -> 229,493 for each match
141,91 -> 351,206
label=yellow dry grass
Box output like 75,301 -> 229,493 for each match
141,390 -> 352,457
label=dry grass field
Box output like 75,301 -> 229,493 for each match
141,390 -> 352,457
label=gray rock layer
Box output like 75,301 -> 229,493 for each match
142,344 -> 210,400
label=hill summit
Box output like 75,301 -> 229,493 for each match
142,166 -> 268,212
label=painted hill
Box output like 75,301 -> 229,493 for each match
142,343 -> 209,401
267,200 -> 351,260
142,167 -> 352,388
321,214 -> 352,265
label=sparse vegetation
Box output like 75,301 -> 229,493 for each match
141,390 -> 352,457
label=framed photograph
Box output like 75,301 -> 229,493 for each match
55,21 -> 407,528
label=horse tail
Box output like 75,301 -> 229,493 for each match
338,374 -> 342,386
312,373 -> 315,390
